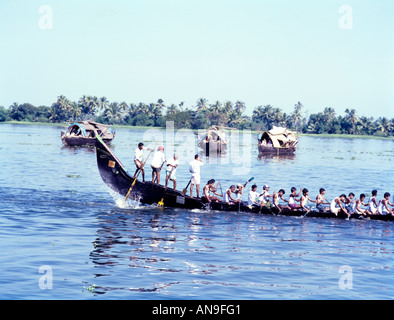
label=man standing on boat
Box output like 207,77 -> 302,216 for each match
165,153 -> 179,190
151,146 -> 166,185
189,154 -> 204,198
133,142 -> 152,182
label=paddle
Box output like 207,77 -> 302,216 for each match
124,148 -> 153,202
243,177 -> 254,187
158,167 -> 174,207
182,180 -> 191,195
238,177 -> 254,213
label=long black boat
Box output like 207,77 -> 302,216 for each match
95,136 -> 393,222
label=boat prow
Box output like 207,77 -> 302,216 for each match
95,135 -> 205,209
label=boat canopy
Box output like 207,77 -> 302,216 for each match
198,126 -> 231,144
66,121 -> 114,138
260,126 -> 298,148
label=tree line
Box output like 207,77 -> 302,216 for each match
0,95 -> 392,136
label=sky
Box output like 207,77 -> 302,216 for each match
0,0 -> 393,118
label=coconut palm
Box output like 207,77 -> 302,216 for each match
376,117 -> 392,136
104,102 -> 125,124
166,104 -> 178,115
79,95 -> 99,119
290,102 -> 303,132
344,108 -> 358,134
196,98 -> 208,112
69,102 -> 82,121
234,100 -> 246,115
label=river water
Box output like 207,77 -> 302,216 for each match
0,123 -> 393,299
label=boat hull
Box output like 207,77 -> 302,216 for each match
95,137 -> 393,222
61,132 -> 113,146
258,144 -> 296,155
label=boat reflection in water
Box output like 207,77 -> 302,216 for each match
258,153 -> 296,162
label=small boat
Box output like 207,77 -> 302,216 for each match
258,126 -> 299,155
95,136 -> 393,222
61,121 -> 115,147
197,126 -> 235,155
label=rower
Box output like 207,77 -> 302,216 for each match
189,154 -> 204,198
272,189 -> 287,213
330,194 -> 349,217
344,192 -> 356,213
355,194 -> 369,216
367,190 -> 379,214
300,188 -> 316,213
248,185 -> 260,208
377,192 -> 394,215
202,179 -> 222,203
165,153 -> 179,190
235,183 -> 244,201
133,142 -> 152,182
224,185 -> 241,205
259,184 -> 272,207
151,146 -> 166,185
316,188 -> 330,212
288,187 -> 302,210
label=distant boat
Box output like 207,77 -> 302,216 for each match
197,126 -> 235,155
61,121 -> 115,147
258,126 -> 299,155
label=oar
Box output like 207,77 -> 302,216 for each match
237,177 -> 254,213
124,149 -> 153,202
182,180 -> 191,195
243,177 -> 254,187
158,167 -> 174,207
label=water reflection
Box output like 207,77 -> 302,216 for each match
258,153 -> 296,162
87,206 -> 394,297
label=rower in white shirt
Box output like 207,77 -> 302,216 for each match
151,146 -> 166,185
165,154 -> 179,190
133,142 -> 152,182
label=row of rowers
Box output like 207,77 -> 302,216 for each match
204,182 -> 394,217
133,144 -> 394,217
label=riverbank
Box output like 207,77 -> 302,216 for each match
1,121 -> 393,140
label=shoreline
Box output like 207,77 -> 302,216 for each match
1,121 -> 393,140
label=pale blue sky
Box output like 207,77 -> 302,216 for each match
0,0 -> 393,118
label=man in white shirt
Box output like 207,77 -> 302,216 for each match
151,146 -> 166,185
165,154 -> 179,190
133,142 -> 152,182
189,154 -> 204,198
248,184 -> 260,208
259,184 -> 273,206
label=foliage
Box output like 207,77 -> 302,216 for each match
2,96 -> 393,136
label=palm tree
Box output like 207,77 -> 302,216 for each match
104,102 -> 125,124
166,104 -> 177,115
234,100 -> 246,115
344,108 -> 358,134
196,98 -> 208,112
98,97 -> 109,112
223,101 -> 233,114
290,101 -> 303,132
69,102 -> 82,121
79,95 -> 99,119
376,117 -> 392,136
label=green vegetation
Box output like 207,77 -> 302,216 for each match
0,96 -> 393,137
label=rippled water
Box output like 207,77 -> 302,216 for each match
0,123 -> 393,299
